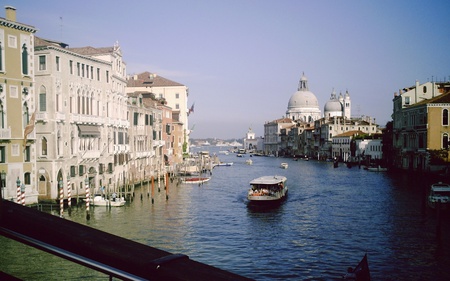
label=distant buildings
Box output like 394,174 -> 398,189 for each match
263,73 -> 381,160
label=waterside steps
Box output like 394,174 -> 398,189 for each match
0,200 -> 254,281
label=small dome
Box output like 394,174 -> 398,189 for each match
324,99 -> 343,112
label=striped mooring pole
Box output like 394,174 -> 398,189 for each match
16,177 -> 21,204
67,175 -> 72,208
85,177 -> 90,220
20,184 -> 25,206
59,179 -> 64,217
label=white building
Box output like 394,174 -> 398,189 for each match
34,37 -> 129,200
126,72 -> 190,155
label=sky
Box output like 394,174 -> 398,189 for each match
3,0 -> 450,139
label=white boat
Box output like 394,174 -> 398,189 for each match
217,162 -> 233,166
85,194 -> 126,207
245,159 -> 253,165
428,182 -> 450,210
247,175 -> 288,203
366,165 -> 387,172
280,162 -> 288,169
181,177 -> 211,184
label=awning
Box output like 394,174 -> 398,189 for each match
78,125 -> 100,137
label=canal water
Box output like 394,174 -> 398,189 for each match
2,148 -> 450,280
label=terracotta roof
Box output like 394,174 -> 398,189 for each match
334,130 -> 365,137
127,71 -> 184,87
35,36 -> 69,48
68,46 -> 114,56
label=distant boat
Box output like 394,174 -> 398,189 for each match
181,177 -> 211,184
217,162 -> 233,166
280,162 -> 288,169
366,165 -> 387,172
84,194 -> 126,207
428,182 -> 450,210
247,175 -> 288,203
245,159 -> 253,165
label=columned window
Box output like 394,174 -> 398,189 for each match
39,86 -> 47,111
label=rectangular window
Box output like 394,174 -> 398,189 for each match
0,146 -> 5,163
176,93 -> 179,99
405,96 -> 410,105
9,85 -> 18,98
11,144 -> 19,156
70,166 -> 76,177
39,55 -> 46,71
133,113 -> 139,125
82,64 -> 85,77
97,68 -> 100,81
77,62 -> 80,76
24,173 -> 31,185
79,165 -> 85,176
106,70 -> 109,83
7,35 -> 17,48
39,93 -> 47,111
91,66 -> 94,79
176,104 -> 179,109
69,60 -> 73,74
56,56 -> 60,71
24,146 -> 30,162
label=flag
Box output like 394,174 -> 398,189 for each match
23,111 -> 36,147
188,103 -> 195,116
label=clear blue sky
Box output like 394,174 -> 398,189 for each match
5,0 -> 450,139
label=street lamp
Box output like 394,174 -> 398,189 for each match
0,170 -> 6,200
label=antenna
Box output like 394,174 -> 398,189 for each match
60,16 -> 63,41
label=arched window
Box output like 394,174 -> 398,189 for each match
22,43 -> 28,75
39,85 -> 47,111
443,109 -> 449,126
443,133 -> 449,149
42,137 -> 48,155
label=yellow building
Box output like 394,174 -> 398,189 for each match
400,88 -> 450,171
0,7 -> 38,203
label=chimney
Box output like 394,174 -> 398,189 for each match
5,6 -> 16,22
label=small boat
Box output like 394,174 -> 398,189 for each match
245,159 -> 253,165
366,165 -> 387,172
217,162 -> 233,166
85,194 -> 126,207
247,175 -> 287,203
428,182 -> 450,210
343,253 -> 371,281
280,162 -> 288,169
181,177 -> 211,184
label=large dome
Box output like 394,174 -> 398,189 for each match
286,74 -> 321,122
287,74 -> 319,109
288,91 -> 319,109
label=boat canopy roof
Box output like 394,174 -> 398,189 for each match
250,176 -> 287,185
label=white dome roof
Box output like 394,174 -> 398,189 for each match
324,99 -> 343,112
287,74 -> 319,110
324,90 -> 343,117
288,91 -> 319,109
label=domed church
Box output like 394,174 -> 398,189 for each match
323,89 -> 351,119
286,73 -> 322,123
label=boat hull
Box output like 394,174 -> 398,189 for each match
181,177 -> 211,184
